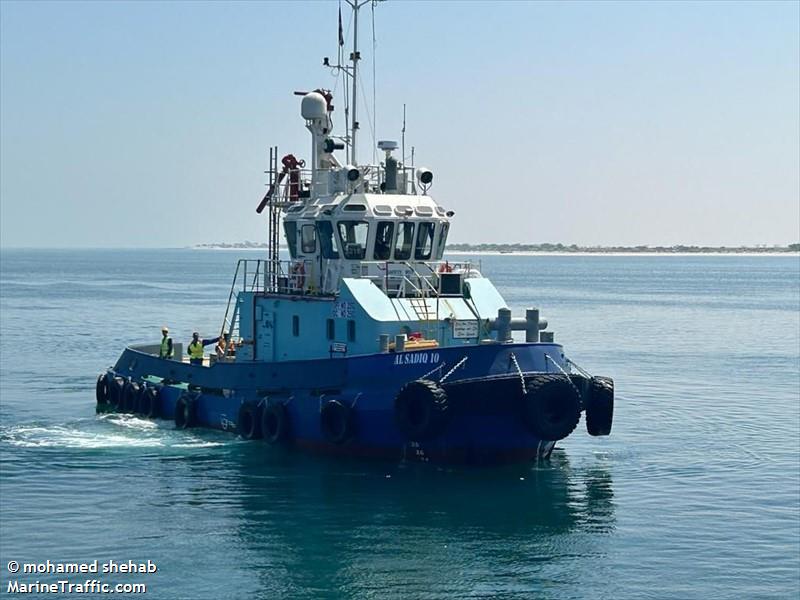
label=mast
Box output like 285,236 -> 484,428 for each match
348,0 -> 370,166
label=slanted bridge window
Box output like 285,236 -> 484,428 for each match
394,222 -> 415,260
337,221 -> 369,260
283,222 -> 298,258
436,222 -> 449,259
317,221 -> 339,259
301,224 -> 316,254
415,222 -> 435,260
374,221 -> 394,260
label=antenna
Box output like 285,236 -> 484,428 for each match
326,1 -> 380,167
402,104 -> 406,187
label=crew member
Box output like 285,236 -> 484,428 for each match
159,326 -> 174,359
215,333 -> 232,359
188,332 -> 220,366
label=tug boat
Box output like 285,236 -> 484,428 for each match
95,3 -> 614,465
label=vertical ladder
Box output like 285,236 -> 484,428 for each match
267,146 -> 280,293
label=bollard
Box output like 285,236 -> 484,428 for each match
379,334 -> 390,353
394,334 -> 407,352
525,308 -> 540,343
496,308 -> 512,342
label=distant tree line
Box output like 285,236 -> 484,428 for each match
195,241 -> 800,253
445,242 -> 800,254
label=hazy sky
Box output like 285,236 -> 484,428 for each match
1,0 -> 798,248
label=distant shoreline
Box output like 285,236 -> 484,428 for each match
193,242 -> 800,255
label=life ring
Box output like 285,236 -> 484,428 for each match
237,401 -> 263,440
137,386 -> 160,419
320,399 -> 353,444
121,381 -> 140,414
290,262 -> 306,290
394,379 -> 450,441
262,403 -> 290,445
96,373 -> 110,407
175,392 -> 198,429
585,376 -> 614,436
438,261 -> 453,273
521,375 -> 581,441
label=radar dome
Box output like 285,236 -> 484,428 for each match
301,92 -> 328,120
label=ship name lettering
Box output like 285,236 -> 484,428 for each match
394,352 -> 440,366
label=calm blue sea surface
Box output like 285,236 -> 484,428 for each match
1,249 -> 798,599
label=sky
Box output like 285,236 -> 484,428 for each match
1,0 -> 798,248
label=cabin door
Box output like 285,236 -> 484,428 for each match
256,310 -> 274,362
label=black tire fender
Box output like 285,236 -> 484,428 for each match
394,379 -> 449,441
586,376 -> 614,436
96,373 -> 110,406
121,381 -> 140,414
137,386 -> 160,419
175,392 -> 198,430
108,377 -> 125,410
237,402 -> 263,440
320,399 -> 353,445
262,403 -> 289,445
522,375 -> 581,441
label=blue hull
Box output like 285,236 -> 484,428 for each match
103,342 -> 591,465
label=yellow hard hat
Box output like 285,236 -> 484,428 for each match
161,326 -> 169,333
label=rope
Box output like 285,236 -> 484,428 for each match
565,356 -> 592,378
420,361 -> 446,380
544,353 -> 581,397
509,352 -> 527,396
440,356 -> 468,383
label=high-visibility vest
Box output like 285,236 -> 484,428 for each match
160,337 -> 173,358
188,340 -> 204,359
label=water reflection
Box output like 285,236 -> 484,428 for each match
171,446 -> 617,598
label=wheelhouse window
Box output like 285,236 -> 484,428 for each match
374,221 -> 394,260
283,222 -> 298,258
414,222 -> 435,260
337,221 -> 369,260
394,222 -> 415,260
436,222 -> 449,259
317,221 -> 339,259
301,224 -> 316,254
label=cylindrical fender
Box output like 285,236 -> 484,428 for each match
96,373 -> 110,407
237,401 -> 263,440
121,381 -> 140,414
521,375 -> 581,441
586,376 -> 614,436
262,403 -> 290,445
108,377 -> 125,410
175,392 -> 198,430
394,379 -> 450,441
320,399 -> 354,445
137,386 -> 160,419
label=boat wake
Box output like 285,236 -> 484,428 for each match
0,415 -> 227,450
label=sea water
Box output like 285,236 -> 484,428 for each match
1,249 -> 798,599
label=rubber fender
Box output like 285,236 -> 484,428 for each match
320,399 -> 354,445
237,402 -> 263,440
96,373 -> 110,406
522,375 -> 581,441
175,392 -> 198,430
262,403 -> 290,445
108,377 -> 125,410
394,378 -> 450,441
121,381 -> 140,414
586,376 -> 614,436
137,386 -> 160,419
